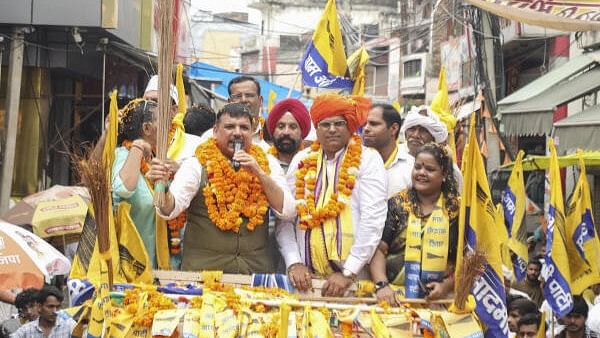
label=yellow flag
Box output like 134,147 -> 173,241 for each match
168,63 -> 187,161
86,258 -> 112,337
267,89 -> 277,114
543,138 -> 574,317
455,114 -> 509,336
565,150 -> 600,294
115,203 -> 153,284
102,90 -> 119,176
311,0 -> 347,76
430,65 -> 457,162
536,312 -> 546,338
347,47 -> 369,96
502,150 -> 529,282
392,101 -> 401,114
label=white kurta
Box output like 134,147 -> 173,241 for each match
386,146 -> 414,198
276,145 -> 388,275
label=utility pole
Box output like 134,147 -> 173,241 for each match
0,28 -> 25,215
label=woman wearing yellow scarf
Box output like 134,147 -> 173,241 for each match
370,143 -> 460,305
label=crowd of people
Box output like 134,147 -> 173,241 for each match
110,74 -> 600,337
10,73 -> 596,337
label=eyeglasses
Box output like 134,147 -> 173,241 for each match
230,92 -> 258,100
317,120 -> 347,130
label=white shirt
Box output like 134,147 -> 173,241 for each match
158,149 -> 296,221
588,295 -> 600,334
276,145 -> 388,275
386,146 -> 414,198
173,133 -> 204,163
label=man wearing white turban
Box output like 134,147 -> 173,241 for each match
400,105 -> 463,191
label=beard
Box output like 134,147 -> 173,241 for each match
274,135 -> 301,154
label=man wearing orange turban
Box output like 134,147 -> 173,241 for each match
276,93 -> 388,296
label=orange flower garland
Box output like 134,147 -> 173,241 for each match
197,138 -> 270,232
167,212 -> 185,255
294,135 -> 362,230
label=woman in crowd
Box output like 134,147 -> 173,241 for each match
370,142 -> 460,305
112,99 -> 161,267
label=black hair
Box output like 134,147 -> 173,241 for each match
36,286 -> 64,304
517,313 -> 541,328
508,298 -> 538,316
15,288 -> 38,311
411,142 -> 460,214
118,99 -> 157,144
527,259 -> 542,269
227,75 -> 261,96
568,295 -> 589,317
216,103 -> 254,125
184,104 -> 216,137
372,103 -> 402,139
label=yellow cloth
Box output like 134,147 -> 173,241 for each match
168,63 -> 187,161
301,305 -> 333,338
87,258 -> 112,337
430,66 -> 457,162
383,144 -> 398,170
309,147 -> 354,276
267,89 -> 277,114
370,308 -> 392,338
311,0 -> 348,77
537,311 -> 546,338
115,202 -> 153,283
348,47 -> 369,96
505,150 -> 529,263
404,195 -> 449,298
565,151 -> 600,294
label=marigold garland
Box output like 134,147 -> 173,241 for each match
294,135 -> 362,230
122,140 -> 150,174
197,138 -> 270,232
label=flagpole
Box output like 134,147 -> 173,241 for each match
287,70 -> 301,98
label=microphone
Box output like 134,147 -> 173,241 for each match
232,139 -> 244,171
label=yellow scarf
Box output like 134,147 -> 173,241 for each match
404,195 -> 449,298
308,148 -> 355,276
383,144 -> 398,169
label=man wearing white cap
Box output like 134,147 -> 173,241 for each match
143,75 -> 203,165
400,105 -> 463,191
143,75 -> 180,119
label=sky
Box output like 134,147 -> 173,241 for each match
190,0 -> 262,25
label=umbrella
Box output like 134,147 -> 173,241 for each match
2,185 -> 90,242
0,221 -> 71,288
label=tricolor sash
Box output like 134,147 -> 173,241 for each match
306,148 -> 354,275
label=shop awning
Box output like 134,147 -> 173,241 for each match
456,99 -> 481,121
498,65 -> 600,136
465,0 -> 600,32
498,52 -> 600,107
554,105 -> 600,153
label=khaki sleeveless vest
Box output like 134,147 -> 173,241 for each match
181,169 -> 274,274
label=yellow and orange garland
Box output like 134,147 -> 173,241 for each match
294,135 -> 362,230
197,138 -> 270,232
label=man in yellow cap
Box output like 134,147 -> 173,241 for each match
277,94 -> 387,296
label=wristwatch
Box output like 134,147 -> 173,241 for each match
375,281 -> 389,291
342,268 -> 356,280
